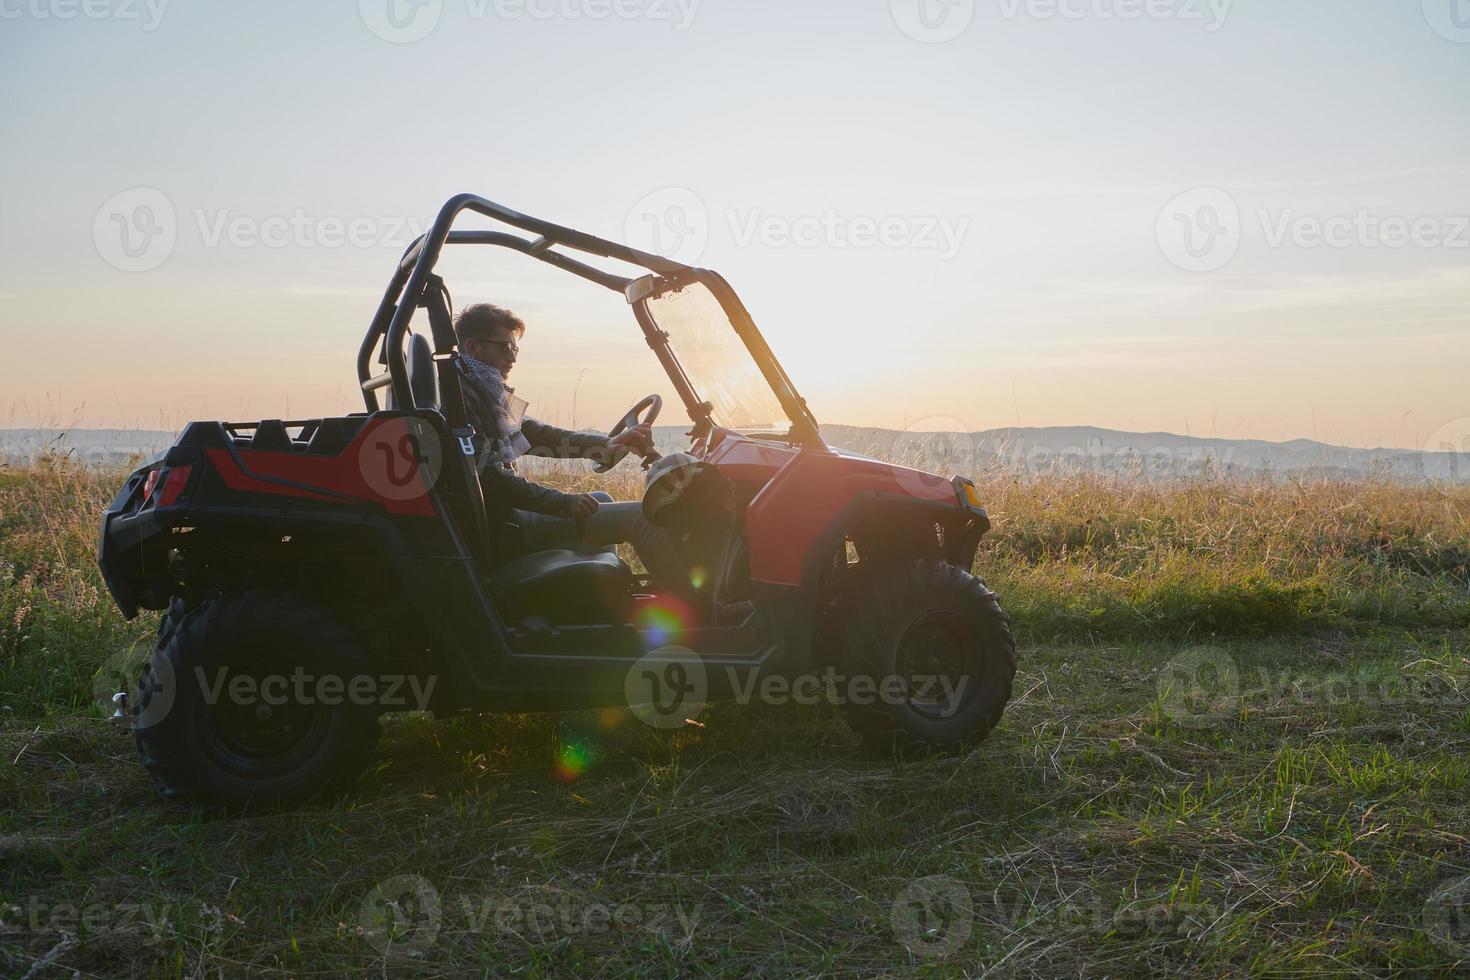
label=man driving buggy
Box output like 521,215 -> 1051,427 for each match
454,303 -> 686,589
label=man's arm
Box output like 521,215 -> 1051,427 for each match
459,372 -> 586,517
478,458 -> 583,517
522,417 -> 611,461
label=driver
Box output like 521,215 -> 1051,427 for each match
454,303 -> 686,589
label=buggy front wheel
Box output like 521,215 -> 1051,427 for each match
837,559 -> 1016,754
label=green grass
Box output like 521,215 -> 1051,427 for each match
3,458 -> 1470,976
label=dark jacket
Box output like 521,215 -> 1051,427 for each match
458,359 -> 611,519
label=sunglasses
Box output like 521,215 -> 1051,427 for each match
474,338 -> 520,357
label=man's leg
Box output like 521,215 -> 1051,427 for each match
515,491 -> 619,556
579,500 -> 688,591
511,516 -> 577,554
511,495 -> 687,591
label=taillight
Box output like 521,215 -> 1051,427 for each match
142,465 -> 193,507
157,466 -> 193,507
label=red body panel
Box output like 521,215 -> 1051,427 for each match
697,430 -> 799,482
704,433 -> 960,588
205,417 -> 438,517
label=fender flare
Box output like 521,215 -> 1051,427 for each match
751,492 -> 987,675
797,491 -> 987,598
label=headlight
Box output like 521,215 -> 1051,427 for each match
952,476 -> 987,518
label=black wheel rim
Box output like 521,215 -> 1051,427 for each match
194,661 -> 333,779
894,611 -> 979,721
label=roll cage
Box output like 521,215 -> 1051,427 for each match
357,193 -> 823,446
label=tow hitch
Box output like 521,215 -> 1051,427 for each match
110,692 -> 131,732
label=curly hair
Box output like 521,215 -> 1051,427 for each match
454,303 -> 525,346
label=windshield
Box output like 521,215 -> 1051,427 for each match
644,281 -> 789,431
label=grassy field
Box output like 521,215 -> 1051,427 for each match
3,456 -> 1470,977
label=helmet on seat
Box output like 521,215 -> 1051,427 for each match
643,452 -> 725,528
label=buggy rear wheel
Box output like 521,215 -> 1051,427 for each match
132,591 -> 381,810
838,559 -> 1015,754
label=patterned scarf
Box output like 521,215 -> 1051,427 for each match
460,351 -> 530,466
460,349 -> 508,400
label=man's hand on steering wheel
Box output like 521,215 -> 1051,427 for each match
594,393 -> 663,473
607,423 -> 655,458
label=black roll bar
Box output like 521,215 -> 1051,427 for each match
361,194 -> 695,411
356,194 -> 821,448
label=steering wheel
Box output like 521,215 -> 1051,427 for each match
593,394 -> 663,473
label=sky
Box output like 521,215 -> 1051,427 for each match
1,0 -> 1467,450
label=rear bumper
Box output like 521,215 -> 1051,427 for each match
97,457 -> 194,619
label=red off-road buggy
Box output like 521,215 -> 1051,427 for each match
98,193 -> 1015,808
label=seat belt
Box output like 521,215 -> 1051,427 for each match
417,275 -> 492,563
419,275 -> 471,445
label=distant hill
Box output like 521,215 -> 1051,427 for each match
816,425 -> 1470,484
3,424 -> 1466,484
0,428 -> 178,467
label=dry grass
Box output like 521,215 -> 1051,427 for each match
2,455 -> 1470,976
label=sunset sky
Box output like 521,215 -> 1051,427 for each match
1,0 -> 1466,450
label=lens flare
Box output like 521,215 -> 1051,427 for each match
553,739 -> 594,783
634,594 -> 699,646
689,565 -> 708,590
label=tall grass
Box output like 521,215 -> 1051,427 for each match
980,474 -> 1470,640
3,453 -> 1467,720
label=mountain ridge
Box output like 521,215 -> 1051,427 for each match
1,424 -> 1464,483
